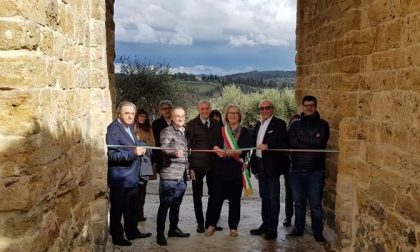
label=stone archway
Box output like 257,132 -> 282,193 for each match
296,0 -> 419,251
0,0 -> 113,251
1,0 -> 419,251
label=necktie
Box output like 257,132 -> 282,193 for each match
204,120 -> 209,128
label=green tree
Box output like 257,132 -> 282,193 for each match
116,57 -> 184,117
210,85 -> 296,127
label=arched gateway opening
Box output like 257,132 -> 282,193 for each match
0,0 -> 418,251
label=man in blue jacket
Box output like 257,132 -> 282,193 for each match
106,101 -> 152,246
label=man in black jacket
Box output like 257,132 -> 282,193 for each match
152,100 -> 173,173
250,99 -> 289,240
185,100 -> 221,233
287,95 -> 329,243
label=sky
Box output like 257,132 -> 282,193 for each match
114,0 -> 297,75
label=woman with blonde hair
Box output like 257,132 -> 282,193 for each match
205,104 -> 252,237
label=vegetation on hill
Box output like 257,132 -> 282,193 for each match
115,58 -> 296,122
210,85 -> 296,126
222,70 -> 295,89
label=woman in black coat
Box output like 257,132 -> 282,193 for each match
205,104 -> 252,237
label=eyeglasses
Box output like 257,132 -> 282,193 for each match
161,107 -> 172,110
259,106 -> 273,111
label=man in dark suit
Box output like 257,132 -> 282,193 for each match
152,100 -> 173,173
185,100 -> 221,233
250,99 -> 289,240
106,101 -> 152,246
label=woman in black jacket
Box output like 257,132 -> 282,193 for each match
205,104 -> 252,237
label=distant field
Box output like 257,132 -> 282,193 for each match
177,80 -> 222,96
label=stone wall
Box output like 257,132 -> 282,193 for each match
296,0 -> 420,251
0,0 -> 113,251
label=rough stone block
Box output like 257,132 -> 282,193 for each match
392,123 -> 409,151
89,21 -> 106,47
90,47 -> 106,71
0,20 -> 40,51
0,54 -> 47,88
0,90 -> 38,136
368,180 -> 396,208
396,183 -> 420,223
90,0 -> 106,20
89,198 -> 108,223
342,56 -> 362,73
0,1 -> 19,17
396,68 -> 420,91
367,0 -> 387,26
0,176 -> 32,211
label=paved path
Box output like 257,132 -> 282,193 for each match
106,178 -> 334,252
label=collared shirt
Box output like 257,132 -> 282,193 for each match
177,126 -> 185,135
118,118 -> 136,143
256,115 -> 273,158
199,116 -> 210,128
165,118 -> 172,126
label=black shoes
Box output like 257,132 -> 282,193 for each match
264,232 -> 278,240
168,227 -> 191,238
250,227 -> 266,235
126,231 -> 152,240
112,238 -> 132,246
197,225 -> 205,233
215,226 -> 223,231
286,231 -> 303,237
156,233 -> 167,246
283,219 -> 291,227
314,235 -> 327,243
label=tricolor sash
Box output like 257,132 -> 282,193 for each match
221,126 -> 253,196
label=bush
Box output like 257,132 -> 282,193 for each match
210,85 -> 296,127
116,57 -> 184,117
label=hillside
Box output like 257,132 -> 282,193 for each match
221,70 -> 295,89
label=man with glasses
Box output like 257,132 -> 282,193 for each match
156,107 -> 190,246
152,100 -> 173,174
250,99 -> 288,240
287,95 -> 329,243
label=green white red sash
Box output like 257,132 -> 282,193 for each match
221,126 -> 253,196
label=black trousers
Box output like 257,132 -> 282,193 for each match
207,178 -> 243,229
137,181 -> 148,218
192,170 -> 214,227
109,187 -> 139,239
284,173 -> 294,221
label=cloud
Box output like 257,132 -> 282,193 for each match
171,65 -> 256,76
115,0 -> 296,47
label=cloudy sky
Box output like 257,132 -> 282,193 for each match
115,0 -> 297,75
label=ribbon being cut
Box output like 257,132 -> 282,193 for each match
106,144 -> 339,197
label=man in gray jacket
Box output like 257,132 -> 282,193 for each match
156,107 -> 190,246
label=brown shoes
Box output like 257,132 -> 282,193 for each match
230,229 -> 238,237
205,226 -> 215,236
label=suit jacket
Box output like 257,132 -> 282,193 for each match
106,119 -> 140,187
250,116 -> 289,177
151,117 -> 170,171
185,116 -> 220,172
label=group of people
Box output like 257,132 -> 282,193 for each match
105,95 -> 330,247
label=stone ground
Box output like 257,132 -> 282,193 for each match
106,178 -> 335,252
